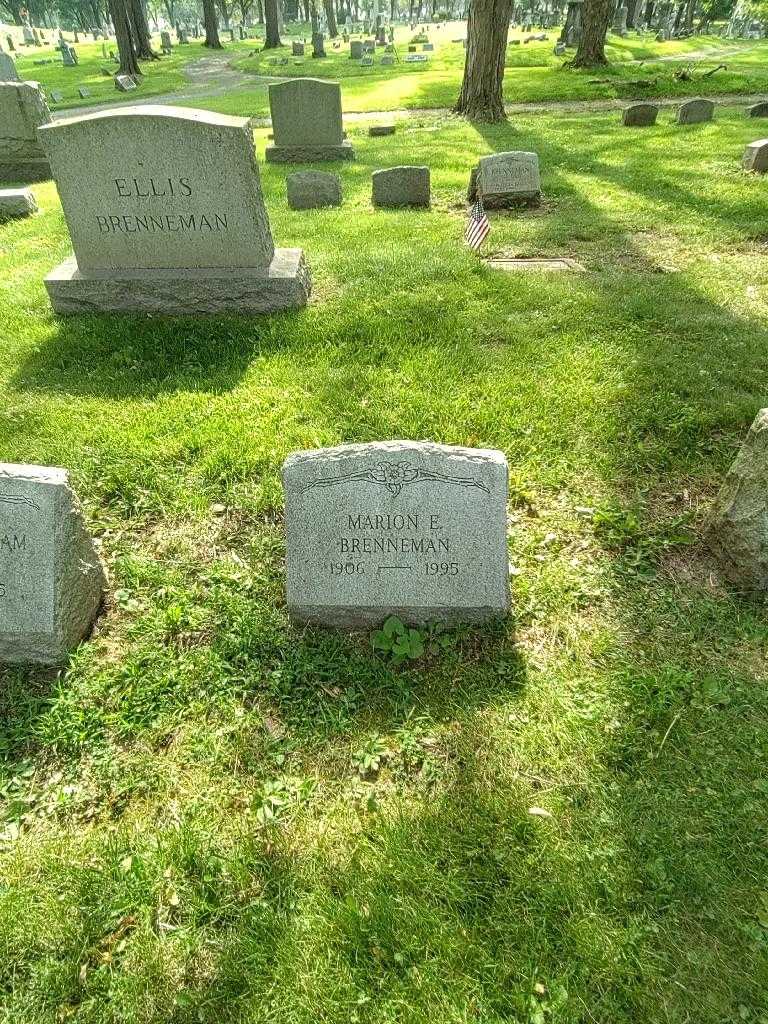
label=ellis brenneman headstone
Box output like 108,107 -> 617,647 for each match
0,464 -> 105,664
283,441 -> 510,627
38,105 -> 311,314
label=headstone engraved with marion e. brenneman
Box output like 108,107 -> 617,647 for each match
37,105 -> 311,314
283,441 -> 510,627
0,464 -> 106,664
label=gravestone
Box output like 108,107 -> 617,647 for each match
0,464 -> 106,665
38,105 -> 311,314
312,32 -> 326,56
369,124 -> 396,135
0,81 -> 51,182
266,78 -> 354,162
78,86 -> 90,98
404,52 -> 427,61
743,138 -> 768,173
747,101 -> 768,118
0,186 -> 37,219
422,41 -> 433,49
706,409 -> 768,589
160,30 -> 172,53
292,40 -> 305,55
676,97 -> 714,124
350,39 -> 363,57
101,41 -> 108,57
282,441 -> 510,627
0,52 -> 19,81
372,165 -> 430,208
115,73 -> 137,91
360,55 -> 373,65
286,169 -> 342,209
62,43 -> 77,66
469,151 -> 541,208
622,102 -> 659,126
381,54 -> 394,64
50,89 -> 64,102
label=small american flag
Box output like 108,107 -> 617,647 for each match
465,197 -> 490,251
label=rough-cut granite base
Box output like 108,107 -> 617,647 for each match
289,604 -> 508,629
45,249 -> 312,315
0,158 -> 51,183
265,141 -> 355,163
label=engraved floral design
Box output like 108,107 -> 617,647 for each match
303,459 -> 490,497
0,494 -> 40,511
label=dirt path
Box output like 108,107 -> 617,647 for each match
53,45 -> 768,123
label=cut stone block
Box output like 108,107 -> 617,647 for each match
266,78 -> 354,163
283,441 -> 510,627
372,165 -> 430,208
286,170 -> 341,209
747,102 -> 768,118
0,186 -> 37,219
622,102 -> 659,126
676,97 -> 714,124
743,138 -> 768,173
369,124 -> 396,136
0,464 -> 106,664
0,80 -> 51,182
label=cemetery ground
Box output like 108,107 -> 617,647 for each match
1,105 -> 768,1022
17,29 -> 768,114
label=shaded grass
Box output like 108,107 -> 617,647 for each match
0,107 -> 768,1022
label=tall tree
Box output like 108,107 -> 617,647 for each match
263,0 -> 280,44
323,0 -> 337,34
569,0 -> 612,65
203,0 -> 223,43
129,0 -> 158,58
454,0 -> 513,121
108,0 -> 142,74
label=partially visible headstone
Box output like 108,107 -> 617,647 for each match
372,165 -> 430,208
282,441 -> 510,627
115,73 -> 137,91
178,28 -> 189,43
747,101 -> 768,118
266,78 -> 354,162
381,54 -> 394,64
369,124 -> 396,136
0,464 -> 106,665
292,40 -> 304,55
0,81 -> 51,182
160,30 -> 172,54
743,138 -> 768,173
62,43 -> 78,66
360,55 -> 373,66
350,39 -> 363,58
312,32 -> 325,57
49,89 -> 64,102
706,409 -> 768,590
404,52 -> 427,61
469,150 -> 541,208
423,41 -> 433,49
622,102 -> 659,126
0,51 -> 19,81
0,186 -> 37,219
554,40 -> 566,54
676,97 -> 714,124
78,86 -> 90,98
286,169 -> 342,209
38,105 -> 311,314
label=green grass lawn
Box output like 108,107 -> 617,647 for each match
2,104 -> 768,1023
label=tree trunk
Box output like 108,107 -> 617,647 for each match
309,0 -> 318,31
570,0 -> 612,65
129,0 -> 158,58
203,0 -> 223,44
264,0 -> 281,45
256,0 -> 263,21
323,0 -> 337,34
108,0 -> 142,75
454,0 -> 513,122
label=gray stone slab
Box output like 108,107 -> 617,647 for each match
0,52 -> 19,81
743,138 -> 768,173
38,105 -> 276,273
44,249 -> 311,314
676,97 -> 714,124
283,441 -> 510,627
0,463 -> 105,664
372,165 -> 430,208
115,73 -> 136,91
0,80 -> 51,181
268,77 -> 346,149
472,151 -> 541,207
369,124 -> 396,136
286,170 -> 341,209
265,140 -> 354,163
747,101 -> 768,118
0,186 -> 37,219
487,257 -> 584,272
622,102 -> 659,126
